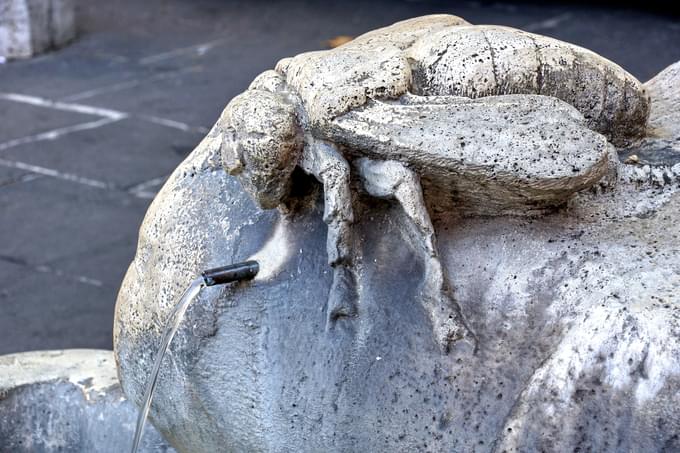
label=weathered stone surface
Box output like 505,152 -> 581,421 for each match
347,14 -> 471,51
0,0 -> 75,59
645,60 -> 680,140
407,25 -> 649,146
209,88 -> 303,209
278,16 -> 649,146
114,118 -> 680,453
327,94 -> 611,215
114,15 -> 680,453
208,15 -> 642,352
0,349 -> 173,452
615,61 -> 680,184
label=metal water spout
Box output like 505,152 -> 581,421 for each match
201,261 -> 260,287
130,261 -> 259,453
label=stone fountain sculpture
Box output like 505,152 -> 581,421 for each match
114,15 -> 680,452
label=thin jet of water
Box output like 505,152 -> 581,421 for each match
130,261 -> 258,453
130,277 -> 204,453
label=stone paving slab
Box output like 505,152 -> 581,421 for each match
0,0 -> 678,356
0,176 -> 147,271
0,167 -> 35,188
0,349 -> 175,452
48,235 -> 140,290
0,179 -> 147,353
0,259 -> 24,292
0,49 -> 143,99
2,118 -> 202,187
1,272 -> 114,352
0,99 -> 96,142
76,67 -> 223,130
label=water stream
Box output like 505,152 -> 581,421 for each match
130,277 -> 205,453
130,260 -> 258,453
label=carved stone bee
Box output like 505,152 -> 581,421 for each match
197,15 -> 650,352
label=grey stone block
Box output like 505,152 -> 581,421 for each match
0,349 -> 174,452
0,0 -> 75,59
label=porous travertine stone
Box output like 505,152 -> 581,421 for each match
114,15 -> 680,453
220,15 -> 651,219
327,94 -> 611,215
615,60 -> 680,175
645,60 -> 680,140
0,0 -> 75,59
278,17 -> 649,146
211,88 -> 303,210
407,25 -> 649,146
345,14 -> 471,50
0,349 -> 173,452
114,132 -> 680,452
210,15 -> 648,351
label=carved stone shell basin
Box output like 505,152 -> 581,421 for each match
114,16 -> 680,453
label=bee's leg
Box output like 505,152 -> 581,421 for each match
354,158 -> 476,353
300,138 -> 358,324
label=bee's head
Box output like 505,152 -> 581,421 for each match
201,89 -> 303,209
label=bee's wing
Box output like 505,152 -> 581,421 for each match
323,93 -> 611,204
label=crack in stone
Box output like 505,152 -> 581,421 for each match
481,29 -> 500,92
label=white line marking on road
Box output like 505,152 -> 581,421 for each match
139,114 -> 208,133
128,175 -> 168,191
0,172 -> 44,189
0,92 -> 128,120
0,92 -> 204,195
61,66 -> 202,102
18,173 -> 43,184
0,118 -> 122,152
0,157 -> 167,200
139,39 -> 225,65
130,190 -> 157,199
127,175 -> 168,198
0,158 -> 114,189
0,254 -> 103,287
2,92 -> 207,135
34,264 -> 104,287
61,79 -> 148,102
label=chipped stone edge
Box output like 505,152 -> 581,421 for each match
0,349 -> 119,398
